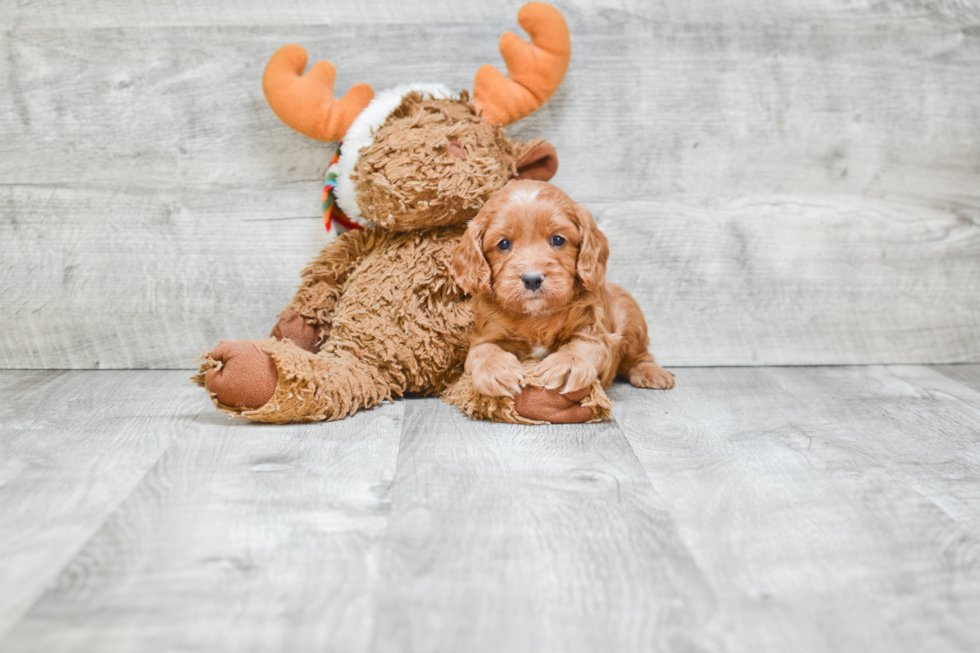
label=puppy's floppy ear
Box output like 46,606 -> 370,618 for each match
573,204 -> 609,291
452,207 -> 492,296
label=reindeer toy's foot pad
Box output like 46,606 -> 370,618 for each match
443,358 -> 612,424
269,310 -> 321,354
194,341 -> 278,411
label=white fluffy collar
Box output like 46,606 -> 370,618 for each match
333,83 -> 454,226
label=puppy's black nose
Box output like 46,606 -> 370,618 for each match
521,272 -> 544,291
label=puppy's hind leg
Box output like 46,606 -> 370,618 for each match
608,283 -> 675,389
624,351 -> 675,389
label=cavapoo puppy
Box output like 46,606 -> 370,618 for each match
452,179 -> 674,404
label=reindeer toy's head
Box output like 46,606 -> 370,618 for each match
262,2 -> 570,232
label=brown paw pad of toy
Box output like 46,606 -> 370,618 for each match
513,385 -> 594,424
270,310 -> 321,354
198,341 -> 278,410
442,358 -> 611,425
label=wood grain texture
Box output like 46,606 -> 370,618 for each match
0,370 -> 205,640
3,18 -> 978,198
931,364 -> 980,394
0,185 -> 329,369
1,367 -> 980,650
3,0 -> 979,28
2,397 -> 405,653
611,367 -> 980,653
370,400 -> 728,653
599,197 -> 980,365
768,365 -> 980,533
2,2 -> 979,368
2,190 -> 977,368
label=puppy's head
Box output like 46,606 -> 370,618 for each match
452,180 -> 609,315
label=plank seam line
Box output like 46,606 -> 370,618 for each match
0,402 -> 211,645
607,410 -> 731,609
915,366 -> 980,412
362,400 -> 411,653
767,365 -> 980,530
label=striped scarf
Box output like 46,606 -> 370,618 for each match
322,144 -> 364,234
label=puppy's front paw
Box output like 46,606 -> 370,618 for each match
535,352 -> 597,394
472,356 -> 526,398
630,362 -> 675,389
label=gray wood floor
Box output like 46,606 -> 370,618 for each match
2,365 -> 979,653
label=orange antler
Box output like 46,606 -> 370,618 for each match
472,3 -> 571,126
262,45 -> 374,142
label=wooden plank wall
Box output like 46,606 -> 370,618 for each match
1,0 -> 978,369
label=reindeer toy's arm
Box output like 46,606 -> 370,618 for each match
258,46 -> 380,351
270,229 -> 383,352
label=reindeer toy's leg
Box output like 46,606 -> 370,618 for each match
195,228 -> 473,423
197,338 -> 394,423
194,230 -> 394,423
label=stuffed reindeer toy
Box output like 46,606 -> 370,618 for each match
194,3 -> 610,424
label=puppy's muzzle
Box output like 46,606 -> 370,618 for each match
521,271 -> 544,292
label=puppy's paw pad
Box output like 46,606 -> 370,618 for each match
630,363 -> 675,389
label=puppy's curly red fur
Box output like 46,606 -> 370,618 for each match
453,180 -> 674,400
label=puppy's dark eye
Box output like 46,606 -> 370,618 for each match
497,239 -> 512,251
550,235 -> 566,247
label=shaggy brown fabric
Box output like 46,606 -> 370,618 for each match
442,358 -> 612,425
282,227 -> 382,339
198,337 -> 393,423
353,92 -> 544,231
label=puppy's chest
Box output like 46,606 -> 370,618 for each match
530,344 -> 553,359
510,333 -> 563,360
503,316 -> 581,360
